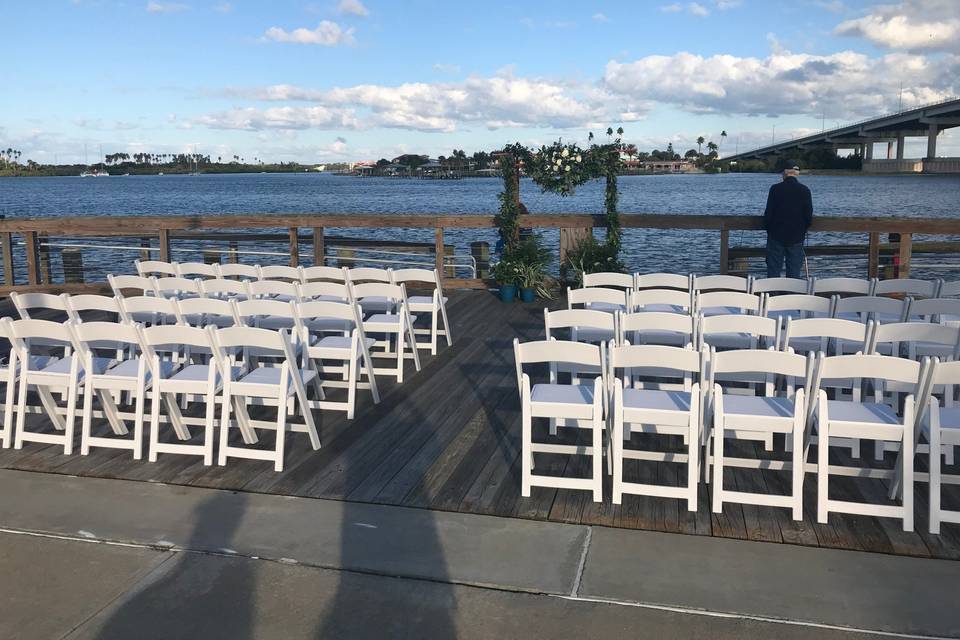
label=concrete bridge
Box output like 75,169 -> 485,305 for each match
725,96 -> 960,173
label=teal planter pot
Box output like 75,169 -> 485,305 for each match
519,287 -> 536,303
498,284 -> 517,303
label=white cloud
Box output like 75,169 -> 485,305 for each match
263,21 -> 355,46
433,63 -> 461,75
688,2 -> 709,17
660,3 -> 683,12
835,0 -> 960,51
592,12 -> 609,22
336,0 -> 369,17
214,1 -> 232,13
146,1 -> 189,13
194,106 -> 361,130
813,0 -> 847,13
714,0 -> 742,8
661,2 -> 710,16
604,49 -> 957,119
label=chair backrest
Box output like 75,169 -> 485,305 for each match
567,287 -> 628,311
8,318 -> 75,354
137,324 -> 216,368
930,359 -> 960,407
153,276 -> 203,298
513,338 -> 604,395
941,280 -> 960,298
818,354 -> 926,399
543,309 -> 616,342
699,314 -> 779,349
176,297 -> 238,327
135,260 -> 178,277
873,278 -> 938,298
764,293 -> 833,318
245,279 -> 300,300
350,281 -> 407,305
347,267 -> 393,283
212,325 -> 296,365
215,263 -> 260,280
298,281 -> 351,302
907,298 -> 960,323
608,344 -> 701,383
175,261 -> 220,279
709,348 -> 811,398
301,265 -> 348,283
108,274 -> 156,297
697,291 -> 762,314
812,277 -> 874,296
752,277 -> 811,294
232,298 -> 298,328
618,311 -> 695,346
200,278 -> 249,300
9,292 -> 70,319
692,274 -> 750,293
583,272 -> 633,290
118,296 -> 181,325
630,288 -> 693,313
782,317 -> 869,352
391,268 -> 442,292
834,295 -> 908,322
65,294 -> 124,323
70,321 -> 142,356
635,272 -> 690,291
258,265 -> 302,282
869,322 -> 960,359
296,299 -> 360,328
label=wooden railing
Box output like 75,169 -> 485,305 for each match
0,213 -> 957,293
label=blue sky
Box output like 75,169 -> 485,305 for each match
3,0 -> 958,163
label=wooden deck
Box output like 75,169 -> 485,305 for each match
2,289 -> 960,560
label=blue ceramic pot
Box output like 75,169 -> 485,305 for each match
499,283 -> 517,302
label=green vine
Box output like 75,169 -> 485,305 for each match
603,139 -> 622,251
493,143 -> 529,250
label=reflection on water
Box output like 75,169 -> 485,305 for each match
1,172 -> 958,280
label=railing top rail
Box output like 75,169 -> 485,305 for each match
0,212 -> 956,235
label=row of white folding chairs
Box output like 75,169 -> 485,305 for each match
514,339 -> 958,532
108,273 -> 451,355
0,318 -> 327,471
583,272 -> 956,298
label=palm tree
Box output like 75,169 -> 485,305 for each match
696,136 -> 704,156
719,130 -> 728,150
707,141 -> 719,157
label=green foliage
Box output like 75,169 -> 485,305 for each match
493,144 -> 527,248
560,235 -> 626,287
497,234 -> 555,298
527,141 -> 598,197
490,255 -> 520,285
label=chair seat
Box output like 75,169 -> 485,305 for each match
314,335 -> 377,351
585,302 -> 623,313
827,400 -> 900,425
359,296 -> 395,313
574,327 -> 615,343
941,407 -> 960,431
304,317 -> 353,333
724,395 -> 795,419
365,313 -> 417,327
408,295 -> 447,305
37,356 -> 112,377
236,366 -> 317,395
105,359 -> 177,380
168,363 -> 228,384
255,316 -> 297,330
623,388 -> 691,412
701,307 -> 746,317
637,304 -> 685,313
636,330 -> 689,346
531,383 -> 595,406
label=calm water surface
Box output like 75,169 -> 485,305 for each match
1,172 -> 957,279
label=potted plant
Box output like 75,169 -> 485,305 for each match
491,257 -> 519,303
516,261 -> 542,302
510,234 -> 555,302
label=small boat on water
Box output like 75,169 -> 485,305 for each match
79,168 -> 110,177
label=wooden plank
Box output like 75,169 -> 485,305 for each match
719,226 -> 730,275
1,232 -> 14,286
559,228 -> 592,263
289,227 -> 299,267
898,232 -> 912,278
434,226 -> 444,276
23,232 -> 39,286
312,227 -> 324,266
868,232 -> 881,279
38,234 -> 52,285
158,229 -> 170,263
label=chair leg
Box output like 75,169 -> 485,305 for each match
592,414 -> 602,503
791,427 -> 804,521
902,429 -> 914,532
817,420 -> 830,524
396,332 -> 404,383
202,391 -> 216,466
347,358 -> 357,420
439,299 -> 452,347
688,419 -> 699,513
930,416 -> 941,535
80,380 -> 94,456
711,429 -> 724,513
274,393 -> 287,473
63,378 -> 79,456
14,373 -> 29,450
148,388 -> 162,462
521,400 -> 532,497
132,385 -> 146,461
218,388 -> 232,466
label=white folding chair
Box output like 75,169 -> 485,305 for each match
869,322 -> 960,361
752,277 -> 811,295
635,273 -> 691,291
348,267 -> 395,314
567,287 -> 628,313
135,260 -> 178,278
618,311 -> 695,348
108,274 -> 156,298
764,293 -> 833,325
834,295 -> 909,324
297,300 -> 379,418
301,265 -> 348,283
0,319 -> 23,449
692,274 -> 750,293
200,278 -> 249,301
211,326 -> 320,471
153,276 -> 204,301
70,321 -> 147,458
352,282 -> 420,382
924,360 -> 960,533
258,265 -> 302,282
813,277 -> 875,297
609,344 -> 703,511
216,263 -> 260,281
298,281 -> 351,304
513,339 -> 606,501
65,294 -> 125,324
245,279 -> 300,302
118,295 -> 182,327
781,317 -> 869,357
175,262 -> 220,280
391,268 -> 453,355
137,324 -> 221,465
583,272 -> 633,291
941,280 -> 960,298
233,298 -> 298,332
708,348 -> 814,520
10,291 -> 71,322
699,314 -> 779,351
176,297 -> 238,329
7,319 -> 87,454
874,278 -> 938,299
815,354 -> 930,531
630,288 -> 694,314
544,309 -> 617,345
697,291 -> 763,317
908,298 -> 960,326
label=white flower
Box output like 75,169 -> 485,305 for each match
561,148 -> 570,158
565,165 -> 571,172
575,155 -> 581,162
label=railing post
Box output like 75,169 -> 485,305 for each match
868,232 -> 880,279
228,240 -> 239,264
24,231 -> 40,286
1,232 -> 15,286
139,237 -> 152,262
898,232 -> 912,278
434,226 -> 444,277
289,227 -> 299,267
313,227 -> 324,266
719,226 -> 730,274
158,229 -> 170,263
38,234 -> 52,284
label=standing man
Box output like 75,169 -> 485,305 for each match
763,162 -> 812,279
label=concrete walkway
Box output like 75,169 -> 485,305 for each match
0,469 -> 957,639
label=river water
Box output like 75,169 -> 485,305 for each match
1,172 -> 957,281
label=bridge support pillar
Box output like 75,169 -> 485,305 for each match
896,135 -> 905,160
927,125 -> 939,159
886,141 -> 894,159
865,143 -> 874,160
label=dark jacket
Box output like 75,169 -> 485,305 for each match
763,177 -> 812,245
